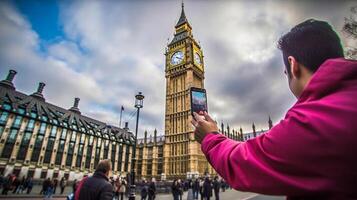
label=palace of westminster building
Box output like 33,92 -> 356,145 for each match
0,3 -> 272,181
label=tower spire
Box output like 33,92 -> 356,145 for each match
175,0 -> 190,28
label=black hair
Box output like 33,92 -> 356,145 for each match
278,19 -> 344,75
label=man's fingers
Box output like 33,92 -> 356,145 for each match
203,111 -> 215,123
193,112 -> 205,122
193,112 -> 199,120
191,118 -> 198,127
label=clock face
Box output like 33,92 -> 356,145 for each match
194,52 -> 201,65
171,51 -> 184,65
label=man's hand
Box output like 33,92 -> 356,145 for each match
191,111 -> 219,144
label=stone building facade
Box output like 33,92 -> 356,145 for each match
0,70 -> 135,181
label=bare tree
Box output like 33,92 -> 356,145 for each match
343,6 -> 357,60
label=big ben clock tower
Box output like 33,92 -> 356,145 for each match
163,2 -> 214,179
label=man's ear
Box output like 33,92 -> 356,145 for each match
288,56 -> 300,79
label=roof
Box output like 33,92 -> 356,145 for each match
175,2 -> 190,28
0,71 -> 134,143
137,135 -> 165,145
169,31 -> 189,45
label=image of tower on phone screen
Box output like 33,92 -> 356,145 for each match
192,91 -> 207,114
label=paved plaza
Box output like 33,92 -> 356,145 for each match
0,187 -> 284,200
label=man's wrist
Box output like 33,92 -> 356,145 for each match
201,131 -> 219,144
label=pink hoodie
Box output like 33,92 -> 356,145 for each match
201,58 -> 357,199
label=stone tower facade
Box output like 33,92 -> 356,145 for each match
163,3 -> 215,179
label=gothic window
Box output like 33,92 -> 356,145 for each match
44,126 -> 57,163
111,142 -> 116,170
117,143 -> 123,171
2,103 -> 11,111
76,134 -> 85,167
103,139 -> 109,159
66,131 -> 76,167
157,146 -> 163,175
18,108 -> 25,115
38,122 -> 46,134
55,128 -> 67,165
12,115 -> 23,129
17,119 -> 35,160
147,147 -> 153,176
0,111 -> 9,124
85,135 -> 93,169
124,144 -> 130,171
41,115 -> 48,122
94,137 -> 101,167
31,122 -> 46,162
1,129 -> 18,158
0,111 -> 9,138
25,119 -> 35,131
30,111 -> 37,118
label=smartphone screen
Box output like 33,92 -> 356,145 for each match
190,87 -> 208,116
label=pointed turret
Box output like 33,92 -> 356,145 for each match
268,115 -> 273,130
240,127 -> 243,141
144,130 -> 148,144
252,122 -> 256,137
154,128 -> 157,144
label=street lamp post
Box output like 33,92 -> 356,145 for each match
128,92 -> 144,200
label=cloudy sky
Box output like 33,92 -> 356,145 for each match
0,0 -> 355,138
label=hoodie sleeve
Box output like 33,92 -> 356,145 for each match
201,109 -> 331,196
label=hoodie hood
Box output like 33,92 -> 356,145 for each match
298,58 -> 357,103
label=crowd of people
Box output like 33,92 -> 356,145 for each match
171,176 -> 229,200
109,177 -> 128,200
139,178 -> 157,200
0,167 -> 229,200
0,173 -> 69,199
0,173 -> 33,195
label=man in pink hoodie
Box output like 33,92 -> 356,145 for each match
191,19 -> 357,199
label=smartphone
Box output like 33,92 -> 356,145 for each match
190,87 -> 208,116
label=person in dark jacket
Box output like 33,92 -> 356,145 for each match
192,178 -> 200,200
177,179 -> 183,200
148,178 -> 156,200
140,180 -> 148,200
25,177 -> 33,194
41,178 -> 51,195
1,174 -> 13,195
202,177 -> 212,200
77,159 -> 113,200
53,178 -> 58,194
59,177 -> 67,194
212,177 -> 221,200
171,179 -> 181,200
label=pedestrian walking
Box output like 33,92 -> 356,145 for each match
140,180 -> 148,200
148,178 -> 156,200
60,177 -> 67,194
171,179 -> 180,200
213,177 -> 221,200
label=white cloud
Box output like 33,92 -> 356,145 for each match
0,0 -> 354,137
